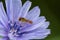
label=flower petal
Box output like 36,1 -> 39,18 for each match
0,30 -> 7,37
20,16 -> 46,32
21,22 -> 44,32
18,1 -> 32,18
33,16 -> 46,23
26,6 -> 40,21
0,2 -> 8,27
22,29 -> 50,39
0,24 -> 8,37
5,0 -> 22,22
33,16 -> 50,28
12,0 -> 22,20
41,21 -> 50,29
0,37 -> 9,40
16,37 -> 28,40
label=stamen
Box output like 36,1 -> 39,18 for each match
8,18 -> 33,37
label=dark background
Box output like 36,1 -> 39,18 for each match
0,0 -> 60,40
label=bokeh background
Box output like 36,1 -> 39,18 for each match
0,0 -> 60,40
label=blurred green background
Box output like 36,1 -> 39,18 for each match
0,0 -> 60,40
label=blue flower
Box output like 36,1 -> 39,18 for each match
0,0 -> 50,40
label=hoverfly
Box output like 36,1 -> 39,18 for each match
19,17 -> 33,24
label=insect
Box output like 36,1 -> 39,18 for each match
19,17 -> 33,24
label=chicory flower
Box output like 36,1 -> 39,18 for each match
0,0 -> 50,40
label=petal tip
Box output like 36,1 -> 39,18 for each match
46,21 -> 50,26
0,2 -> 3,5
26,0 -> 32,4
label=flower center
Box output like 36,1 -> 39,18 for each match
8,17 -> 33,37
